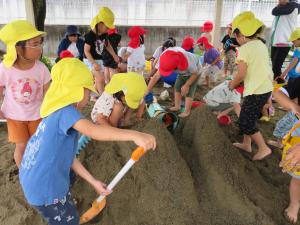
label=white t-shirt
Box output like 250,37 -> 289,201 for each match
127,45 -> 146,70
118,47 -> 127,58
156,47 -> 202,76
153,46 -> 163,59
91,92 -> 117,122
67,42 -> 80,58
203,80 -> 241,106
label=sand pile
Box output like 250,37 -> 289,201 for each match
0,106 -> 296,225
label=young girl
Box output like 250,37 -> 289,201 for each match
123,26 -> 147,76
91,72 -> 147,127
197,36 -> 223,88
19,58 -> 156,225
181,36 -> 195,53
0,20 -> 51,167
229,11 -> 273,161
83,7 -> 119,94
274,81 -> 300,224
102,28 -> 122,83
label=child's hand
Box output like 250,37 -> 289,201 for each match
93,63 -> 101,71
181,85 -> 189,96
291,104 -> 300,118
92,180 -> 112,196
281,144 -> 300,173
132,131 -> 156,152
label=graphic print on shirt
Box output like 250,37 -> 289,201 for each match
10,77 -> 42,104
21,121 -> 46,170
95,39 -> 105,56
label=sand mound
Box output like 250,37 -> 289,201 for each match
0,107 -> 295,225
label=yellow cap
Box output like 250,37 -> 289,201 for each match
105,72 -> 147,109
232,11 -> 264,36
0,20 -> 46,68
90,7 -> 115,30
289,28 -> 300,42
40,58 -> 97,118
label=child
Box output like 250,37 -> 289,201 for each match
279,28 -> 300,83
274,80 -> 300,224
197,36 -> 223,88
117,46 -> 128,72
56,25 -> 84,61
200,20 -> 214,43
123,26 -> 147,76
221,23 -> 239,78
83,7 -> 119,94
0,20 -> 51,167
91,72 -> 147,127
268,76 -> 300,148
229,11 -> 273,161
181,36 -> 195,53
102,28 -> 122,83
149,47 -> 202,117
203,80 -> 242,118
19,58 -> 156,225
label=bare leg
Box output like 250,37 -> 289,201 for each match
104,67 -> 110,84
251,131 -> 272,160
93,70 -> 105,94
14,142 -> 27,168
109,102 -> 125,127
285,177 -> 300,224
233,103 -> 241,117
136,102 -> 146,121
233,135 -> 252,153
217,107 -> 234,118
179,97 -> 193,117
109,68 -> 118,81
170,91 -> 182,111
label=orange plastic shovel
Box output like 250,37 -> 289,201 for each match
79,147 -> 145,224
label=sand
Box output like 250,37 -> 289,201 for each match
0,105 -> 296,225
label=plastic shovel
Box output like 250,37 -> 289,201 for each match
79,147 -> 146,224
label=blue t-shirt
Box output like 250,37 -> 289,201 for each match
288,48 -> 300,79
19,105 -> 82,206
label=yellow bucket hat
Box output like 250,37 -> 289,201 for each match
105,72 -> 147,109
90,7 -> 115,30
289,28 -> 300,42
40,58 -> 97,118
232,11 -> 264,36
0,20 -> 46,68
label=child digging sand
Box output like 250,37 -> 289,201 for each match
229,11 -> 273,160
19,58 -> 156,225
0,20 -> 51,167
91,72 -> 147,127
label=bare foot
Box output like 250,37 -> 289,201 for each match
233,142 -> 252,153
169,106 -> 180,112
178,111 -> 190,118
267,139 -> 283,148
284,204 -> 299,224
252,147 -> 272,160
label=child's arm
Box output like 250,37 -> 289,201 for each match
122,51 -> 132,62
229,61 -> 247,90
84,44 -> 101,72
280,57 -> 298,80
73,119 -> 156,151
106,41 -> 120,64
273,90 -> 300,117
71,158 -> 111,195
211,56 -> 221,66
146,71 -> 161,94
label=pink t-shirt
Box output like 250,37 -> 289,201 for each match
0,61 -> 51,121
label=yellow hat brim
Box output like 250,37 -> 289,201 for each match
232,11 -> 263,36
90,7 -> 115,30
289,29 -> 300,42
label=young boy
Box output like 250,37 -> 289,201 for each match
19,58 -> 156,225
203,80 -> 242,118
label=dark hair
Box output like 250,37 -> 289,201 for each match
113,91 -> 125,102
16,40 -> 27,47
233,26 -> 264,39
162,37 -> 176,50
139,35 -> 145,45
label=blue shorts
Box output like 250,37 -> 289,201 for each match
33,192 -> 79,225
273,111 -> 298,139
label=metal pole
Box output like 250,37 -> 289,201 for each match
213,0 -> 223,48
24,0 -> 35,26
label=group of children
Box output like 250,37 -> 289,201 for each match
1,4 -> 300,225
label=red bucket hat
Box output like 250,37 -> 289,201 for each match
196,36 -> 213,49
128,26 -> 147,48
181,36 -> 194,51
201,21 -> 214,32
159,50 -> 188,77
59,50 -> 74,59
